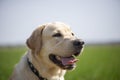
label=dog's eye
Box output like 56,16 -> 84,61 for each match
52,33 -> 62,37
72,33 -> 74,36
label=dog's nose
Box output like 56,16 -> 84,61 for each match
73,39 -> 84,47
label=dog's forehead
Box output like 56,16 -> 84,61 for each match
43,22 -> 72,35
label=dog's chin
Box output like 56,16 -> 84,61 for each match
49,51 -> 81,70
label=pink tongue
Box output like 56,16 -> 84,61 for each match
61,56 -> 78,66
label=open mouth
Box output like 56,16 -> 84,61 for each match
49,52 -> 80,70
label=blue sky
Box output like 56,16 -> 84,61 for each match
0,0 -> 120,45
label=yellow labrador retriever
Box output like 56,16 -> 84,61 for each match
10,22 -> 84,80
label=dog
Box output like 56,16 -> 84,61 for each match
10,22 -> 84,80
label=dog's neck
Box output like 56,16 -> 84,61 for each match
27,50 -> 66,80
27,57 -> 47,80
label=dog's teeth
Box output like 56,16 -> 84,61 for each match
56,56 -> 61,60
72,55 -> 76,58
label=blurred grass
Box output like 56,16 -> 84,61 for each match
65,45 -> 120,80
0,45 -> 120,80
0,47 -> 26,80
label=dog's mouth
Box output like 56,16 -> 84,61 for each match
49,52 -> 80,70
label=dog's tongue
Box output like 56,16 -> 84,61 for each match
61,56 -> 78,66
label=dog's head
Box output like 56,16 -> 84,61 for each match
26,22 -> 84,70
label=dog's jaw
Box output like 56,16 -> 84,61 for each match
49,52 -> 81,70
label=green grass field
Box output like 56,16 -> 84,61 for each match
0,45 -> 120,80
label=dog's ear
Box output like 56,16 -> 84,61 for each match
26,25 -> 45,54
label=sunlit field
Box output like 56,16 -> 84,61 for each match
0,45 -> 120,80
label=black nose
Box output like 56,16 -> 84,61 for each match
73,39 -> 84,47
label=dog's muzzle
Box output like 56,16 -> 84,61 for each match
49,40 -> 84,70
